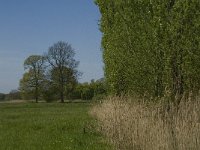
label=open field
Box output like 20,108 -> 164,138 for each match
0,102 -> 112,150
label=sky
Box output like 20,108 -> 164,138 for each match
0,0 -> 103,93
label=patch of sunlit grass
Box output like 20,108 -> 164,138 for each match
0,103 -> 112,150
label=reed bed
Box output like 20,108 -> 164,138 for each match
91,96 -> 200,150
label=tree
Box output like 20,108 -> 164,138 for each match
20,55 -> 45,103
5,90 -> 21,100
0,93 -> 5,101
96,0 -> 200,102
40,78 -> 58,102
50,66 -> 78,100
69,79 -> 107,100
46,41 -> 79,103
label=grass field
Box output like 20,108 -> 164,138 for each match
0,102 -> 112,150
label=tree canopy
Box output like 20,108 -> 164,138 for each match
46,41 -> 80,103
96,0 -> 200,102
20,55 -> 45,102
20,42 -> 81,103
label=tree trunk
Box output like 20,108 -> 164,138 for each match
35,86 -> 38,103
60,90 -> 64,103
155,46 -> 164,97
36,96 -> 38,103
171,50 -> 184,107
60,76 -> 65,103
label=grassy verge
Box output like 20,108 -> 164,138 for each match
0,102 -> 112,150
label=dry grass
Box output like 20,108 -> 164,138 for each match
91,96 -> 200,150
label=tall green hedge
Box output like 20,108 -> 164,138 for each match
96,0 -> 200,98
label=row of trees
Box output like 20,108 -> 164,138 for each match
0,90 -> 21,101
20,41 -> 79,103
19,41 -> 107,103
96,0 -> 200,103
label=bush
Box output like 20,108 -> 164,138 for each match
92,94 -> 107,101
42,88 -> 58,103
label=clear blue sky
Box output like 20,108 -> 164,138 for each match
0,0 -> 103,93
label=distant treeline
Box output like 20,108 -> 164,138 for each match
0,90 -> 21,101
20,78 -> 107,102
0,78 -> 107,102
18,41 -> 107,103
96,0 -> 200,101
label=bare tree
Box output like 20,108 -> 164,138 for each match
46,41 -> 79,103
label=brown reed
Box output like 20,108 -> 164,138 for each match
90,96 -> 200,150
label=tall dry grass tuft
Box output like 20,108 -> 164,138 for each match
90,96 -> 200,150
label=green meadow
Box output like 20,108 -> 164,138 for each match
0,102 -> 112,150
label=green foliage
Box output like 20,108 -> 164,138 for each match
96,0 -> 200,99
0,93 -> 5,101
92,94 -> 107,101
20,72 -> 36,100
79,83 -> 95,100
20,41 -> 81,102
5,90 -> 21,100
46,41 -> 80,102
20,55 -> 45,102
41,81 -> 58,102
50,66 -> 78,100
70,79 -> 107,100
